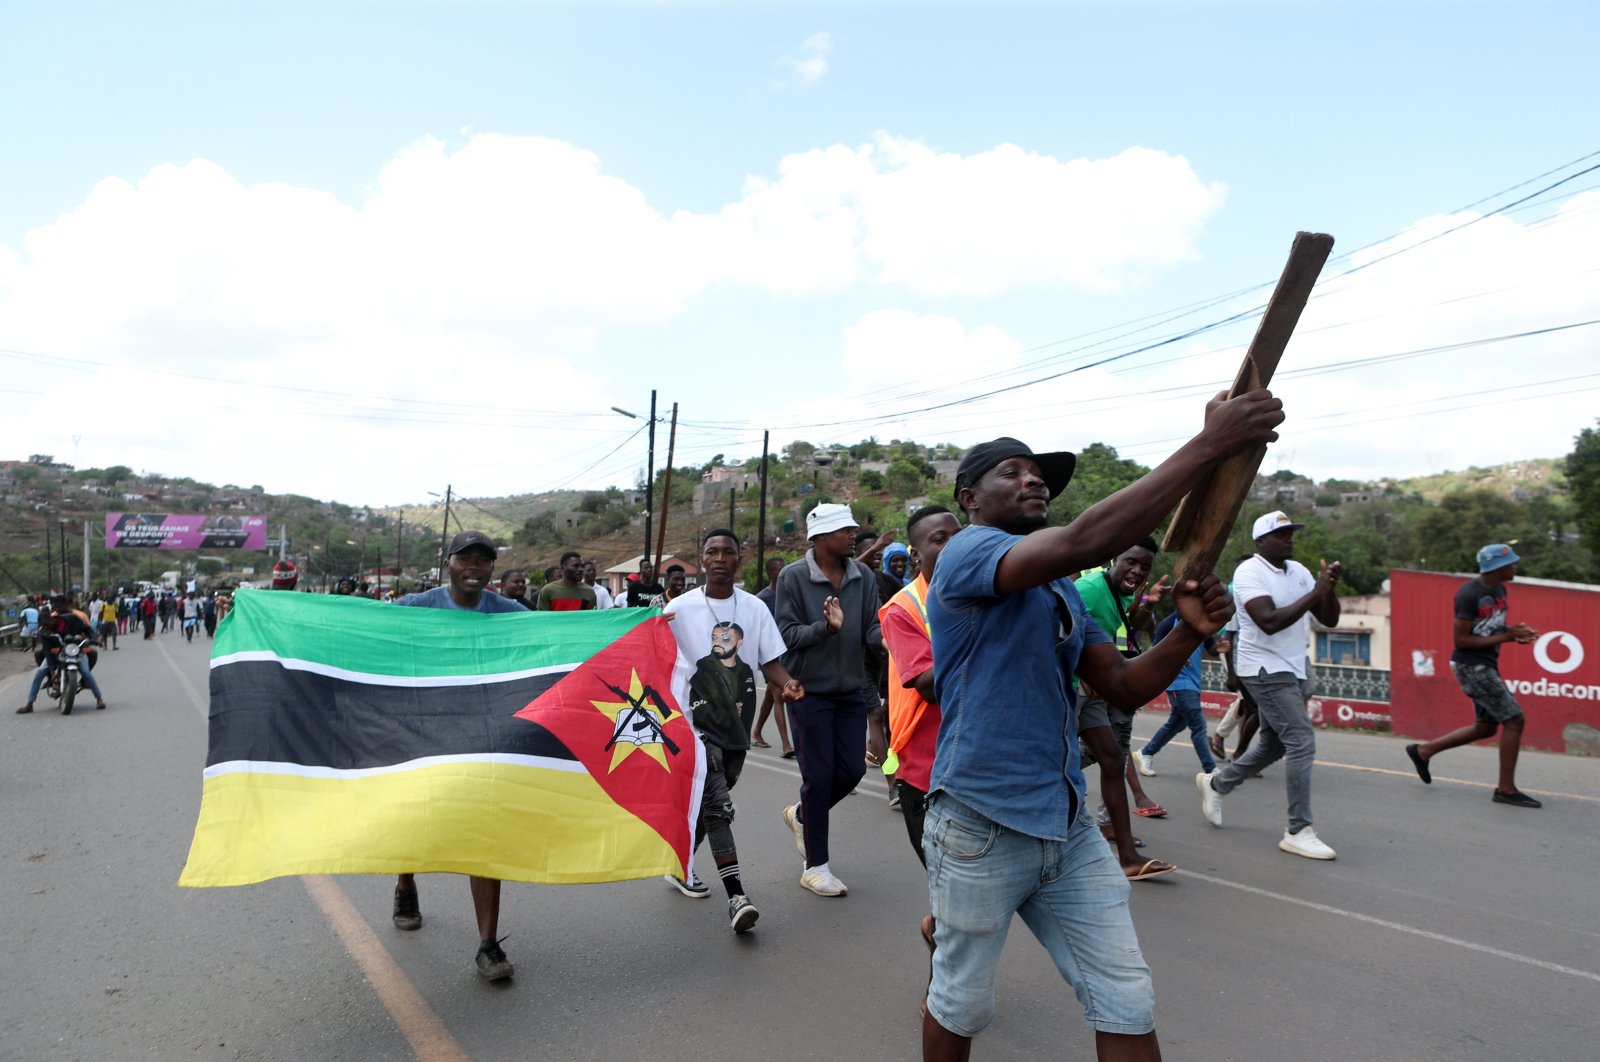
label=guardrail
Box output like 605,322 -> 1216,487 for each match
1200,659 -> 1391,703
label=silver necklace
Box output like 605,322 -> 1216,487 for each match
705,588 -> 737,627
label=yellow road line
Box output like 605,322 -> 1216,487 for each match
302,876 -> 470,1062
166,638 -> 470,1061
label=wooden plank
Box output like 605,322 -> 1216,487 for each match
1161,231 -> 1334,582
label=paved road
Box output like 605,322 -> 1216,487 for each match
3,628 -> 1596,1061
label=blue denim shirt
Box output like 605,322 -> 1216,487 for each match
928,524 -> 1110,841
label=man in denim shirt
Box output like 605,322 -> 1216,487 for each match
921,387 -> 1283,1062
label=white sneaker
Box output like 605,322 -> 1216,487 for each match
1279,826 -> 1336,860
1196,771 -> 1222,827
800,865 -> 847,897
1134,750 -> 1157,777
781,803 -> 806,859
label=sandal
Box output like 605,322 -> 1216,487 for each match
780,749 -> 796,759
1133,804 -> 1167,818
1125,859 -> 1177,881
752,738 -> 771,749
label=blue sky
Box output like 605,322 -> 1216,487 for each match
3,1 -> 1598,505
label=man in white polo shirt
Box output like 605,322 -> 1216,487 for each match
1196,511 -> 1342,859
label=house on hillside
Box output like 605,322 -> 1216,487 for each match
602,555 -> 702,599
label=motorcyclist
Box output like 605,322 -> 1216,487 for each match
18,594 -> 107,714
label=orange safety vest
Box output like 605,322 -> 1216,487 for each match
878,573 -> 933,775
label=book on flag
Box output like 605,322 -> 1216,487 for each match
179,591 -> 703,887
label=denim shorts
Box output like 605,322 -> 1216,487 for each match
1455,663 -> 1522,724
924,792 -> 1155,1037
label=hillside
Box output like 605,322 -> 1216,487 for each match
1382,458 -> 1566,504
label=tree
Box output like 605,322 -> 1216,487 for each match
1047,443 -> 1149,527
783,441 -> 817,465
885,456 -> 931,497
1568,424 -> 1600,563
1408,490 -> 1523,573
858,470 -> 885,492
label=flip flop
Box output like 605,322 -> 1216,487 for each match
780,750 -> 796,760
1125,859 -> 1177,881
752,738 -> 772,749
1133,804 -> 1167,818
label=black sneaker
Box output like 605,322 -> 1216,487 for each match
1492,789 -> 1542,808
475,937 -> 514,981
1404,744 -> 1431,785
729,894 -> 760,934
392,887 -> 422,931
662,874 -> 711,899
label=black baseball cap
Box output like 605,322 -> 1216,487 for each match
447,530 -> 498,557
956,438 -> 1076,499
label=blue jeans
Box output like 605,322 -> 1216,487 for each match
1211,672 -> 1315,832
28,654 -> 104,703
1141,689 -> 1216,772
924,792 -> 1155,1037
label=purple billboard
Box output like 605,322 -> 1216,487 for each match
105,513 -> 268,551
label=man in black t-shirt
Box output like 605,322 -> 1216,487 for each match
625,558 -> 665,608
1404,544 -> 1542,807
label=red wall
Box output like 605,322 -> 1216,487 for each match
1389,569 -> 1600,753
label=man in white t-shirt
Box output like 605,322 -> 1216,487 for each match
663,528 -> 804,933
1197,511 -> 1341,860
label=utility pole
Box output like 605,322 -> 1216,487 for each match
438,485 -> 453,585
82,520 -> 90,595
59,521 -> 69,596
654,402 -> 679,566
43,529 -> 52,594
393,514 -> 403,594
642,391 -> 657,570
756,430 -> 770,588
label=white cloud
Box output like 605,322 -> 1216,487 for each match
777,32 -> 831,87
0,131 -> 1230,500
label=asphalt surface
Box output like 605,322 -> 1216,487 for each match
3,626 -> 1597,1061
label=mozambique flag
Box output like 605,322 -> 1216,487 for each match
179,591 -> 703,887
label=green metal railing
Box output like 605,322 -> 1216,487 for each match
1200,660 -> 1390,703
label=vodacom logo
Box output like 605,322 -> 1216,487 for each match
1532,631 -> 1584,675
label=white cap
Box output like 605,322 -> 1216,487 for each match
806,503 -> 859,538
1251,510 -> 1306,539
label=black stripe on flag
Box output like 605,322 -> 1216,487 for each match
207,661 -> 571,770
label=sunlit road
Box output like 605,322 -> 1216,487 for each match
3,627 -> 1596,1061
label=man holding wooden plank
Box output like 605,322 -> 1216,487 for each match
920,390 -> 1283,1062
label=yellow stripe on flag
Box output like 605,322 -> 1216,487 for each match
179,760 -> 683,887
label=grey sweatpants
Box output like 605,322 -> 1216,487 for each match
1210,671 -> 1316,834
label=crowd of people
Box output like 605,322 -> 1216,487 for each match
14,388 -> 1556,1059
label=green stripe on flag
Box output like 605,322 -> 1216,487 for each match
214,591 -> 658,678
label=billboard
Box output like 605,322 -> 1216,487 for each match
1389,569 -> 1600,753
105,513 -> 268,551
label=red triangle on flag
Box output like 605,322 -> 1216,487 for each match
514,617 -> 698,868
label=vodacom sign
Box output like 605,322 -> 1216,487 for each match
1532,631 -> 1585,675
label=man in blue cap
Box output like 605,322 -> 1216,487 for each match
1404,544 -> 1542,807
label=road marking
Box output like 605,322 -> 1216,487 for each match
1133,729 -> 1598,803
302,876 -> 470,1062
1314,759 -> 1599,803
162,636 -> 469,1062
1178,867 -> 1600,985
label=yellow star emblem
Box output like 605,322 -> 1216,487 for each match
591,669 -> 673,773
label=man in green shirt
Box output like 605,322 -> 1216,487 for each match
1074,537 -> 1173,879
536,551 -> 598,611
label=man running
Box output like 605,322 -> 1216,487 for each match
920,388 -> 1282,1062
662,529 -> 803,931
392,531 -> 529,980
1196,511 -> 1341,859
1405,543 -> 1542,807
774,503 -> 882,897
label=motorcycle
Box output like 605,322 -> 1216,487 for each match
45,637 -> 89,715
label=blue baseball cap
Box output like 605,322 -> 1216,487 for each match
1476,543 -> 1519,573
